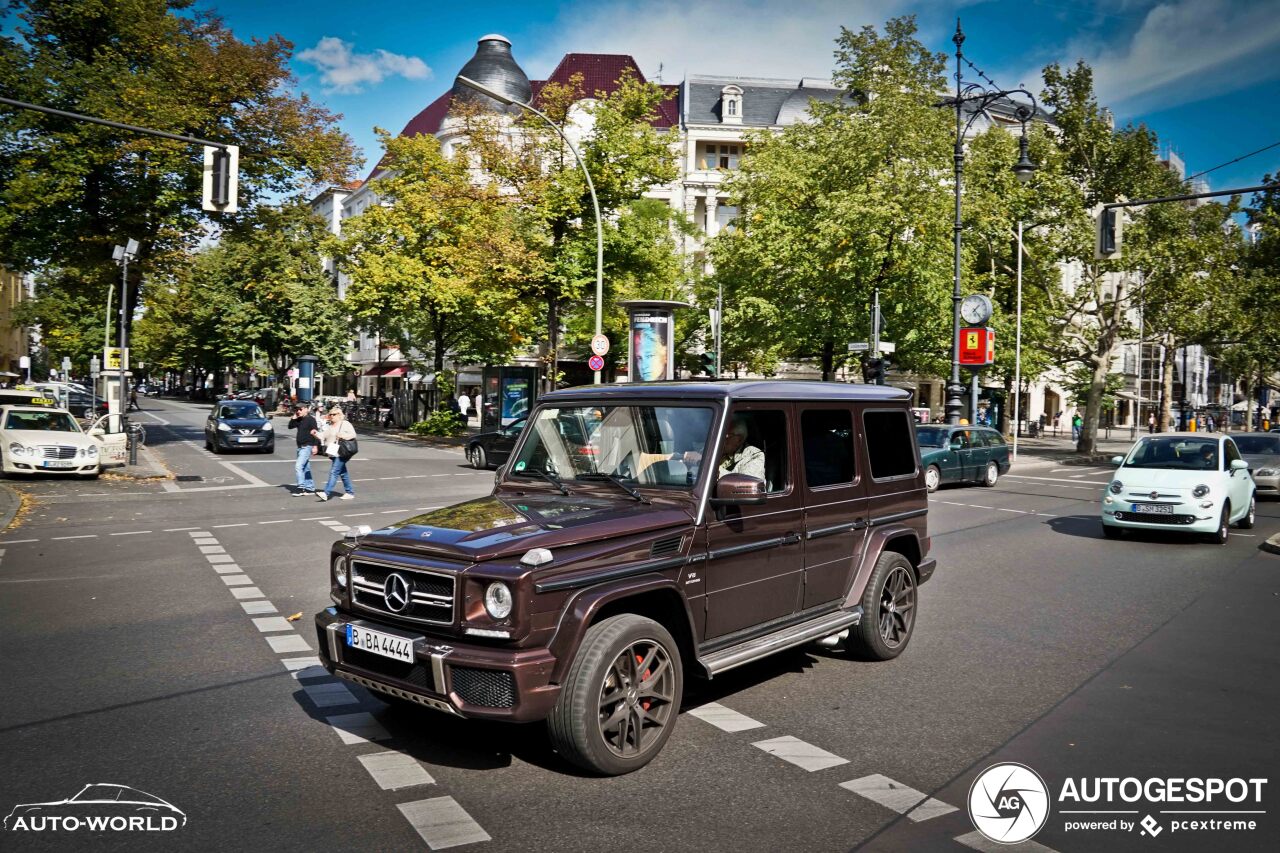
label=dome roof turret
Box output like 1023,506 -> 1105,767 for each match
449,35 -> 532,114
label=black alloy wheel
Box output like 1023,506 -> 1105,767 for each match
471,445 -> 488,470
848,552 -> 917,661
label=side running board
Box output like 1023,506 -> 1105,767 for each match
700,607 -> 864,677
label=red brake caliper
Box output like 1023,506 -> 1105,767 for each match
636,653 -> 652,710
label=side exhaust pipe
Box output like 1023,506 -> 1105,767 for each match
815,629 -> 849,649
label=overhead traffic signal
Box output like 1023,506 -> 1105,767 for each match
1095,206 -> 1121,259
202,145 -> 239,213
700,351 -> 717,377
861,357 -> 887,385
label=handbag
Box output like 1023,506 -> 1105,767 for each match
338,437 -> 358,460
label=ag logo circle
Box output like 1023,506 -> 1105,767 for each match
968,762 -> 1050,844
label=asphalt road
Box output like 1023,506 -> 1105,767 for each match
1,397 -> 1276,852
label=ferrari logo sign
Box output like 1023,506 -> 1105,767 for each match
958,327 -> 995,366
104,347 -> 126,371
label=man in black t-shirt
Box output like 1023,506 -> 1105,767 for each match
288,403 -> 321,495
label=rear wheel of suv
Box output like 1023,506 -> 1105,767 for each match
847,552 -> 916,661
547,614 -> 683,776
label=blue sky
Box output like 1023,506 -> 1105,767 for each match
213,0 -> 1280,193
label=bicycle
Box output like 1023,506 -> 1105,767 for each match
128,420 -> 147,447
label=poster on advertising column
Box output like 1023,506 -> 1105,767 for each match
621,300 -> 688,382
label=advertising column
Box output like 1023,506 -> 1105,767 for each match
620,300 -> 688,382
296,355 -> 318,404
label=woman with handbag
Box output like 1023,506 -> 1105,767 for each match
317,406 -> 359,501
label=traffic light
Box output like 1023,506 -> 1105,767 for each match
875,357 -> 887,385
202,145 -> 239,213
700,351 -> 717,377
1095,206 -> 1121,259
862,357 -> 886,385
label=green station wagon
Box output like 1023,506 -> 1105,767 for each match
915,425 -> 1010,492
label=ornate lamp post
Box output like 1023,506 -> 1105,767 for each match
946,20 -> 1039,425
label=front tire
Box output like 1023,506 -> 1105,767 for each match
547,614 -> 682,776
470,445 -> 488,470
924,465 -> 941,493
981,460 -> 999,487
847,552 -> 917,661
1236,495 -> 1255,529
1210,503 -> 1230,545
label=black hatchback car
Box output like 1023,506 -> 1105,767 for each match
205,399 -> 275,453
466,416 -> 525,469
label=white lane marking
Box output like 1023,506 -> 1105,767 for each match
213,523 -> 249,529
165,482 -> 267,493
212,564 -> 241,575
839,774 -> 957,822
326,712 -> 391,745
188,531 -> 212,537
416,507 -> 441,511
358,752 -> 435,790
382,509 -> 406,514
967,505 -> 994,509
110,530 -> 152,536
240,600 -> 277,615
192,537 -> 219,545
751,736 -> 849,772
0,539 -> 39,544
345,512 -> 373,517
206,554 -> 236,564
303,681 -> 360,708
403,474 -> 428,478
221,574 -> 253,586
431,473 -> 450,477
229,586 -> 264,599
996,508 -> 1029,514
1006,474 -> 1109,486
219,460 -> 269,488
198,545 -> 226,554
301,516 -> 334,521
165,527 -> 199,532
140,411 -> 171,426
378,477 -> 401,480
266,634 -> 312,654
688,702 -> 766,732
397,796 -> 491,849
53,535 -> 96,540
258,519 -> 291,524
352,478 -> 375,482
955,830 -> 1058,852
251,616 -> 295,633
281,656 -> 322,673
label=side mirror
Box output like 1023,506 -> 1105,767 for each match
709,473 -> 767,507
1110,455 -> 1124,466
1230,459 -> 1249,471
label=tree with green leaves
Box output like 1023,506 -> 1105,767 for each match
1,0 -> 358,353
710,17 -> 954,381
459,70 -> 680,388
329,131 -> 541,378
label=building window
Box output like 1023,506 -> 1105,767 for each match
720,85 -> 743,124
727,99 -> 736,116
700,144 -> 740,170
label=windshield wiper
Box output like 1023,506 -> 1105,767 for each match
513,467 -> 570,496
579,473 -> 650,504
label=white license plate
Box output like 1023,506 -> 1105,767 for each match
237,436 -> 260,443
346,625 -> 415,663
1131,503 -> 1174,514
41,459 -> 75,469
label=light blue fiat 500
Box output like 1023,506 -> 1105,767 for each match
1101,433 -> 1256,544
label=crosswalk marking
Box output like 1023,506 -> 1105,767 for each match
752,735 -> 849,772
221,574 -> 253,586
358,752 -> 435,790
266,634 -> 311,654
397,796 -> 491,849
229,586 -> 264,599
251,616 -> 294,633
212,564 -> 241,574
326,712 -> 391,745
839,774 -> 958,822
240,600 -> 277,615
688,702 -> 766,732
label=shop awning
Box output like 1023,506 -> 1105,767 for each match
363,365 -> 406,377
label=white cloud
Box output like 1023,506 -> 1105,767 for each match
298,37 -> 432,94
1037,0 -> 1280,114
524,0 -> 949,83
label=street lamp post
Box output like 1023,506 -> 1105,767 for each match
946,20 -> 1039,425
456,75 -> 605,385
112,239 -> 140,440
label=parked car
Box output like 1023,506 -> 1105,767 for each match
204,399 -> 274,453
1232,432 -> 1280,499
466,416 -> 526,469
915,424 -> 1010,492
64,389 -> 109,420
1101,433 -> 1255,543
0,404 -> 100,478
316,381 -> 935,775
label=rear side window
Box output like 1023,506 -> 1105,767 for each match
802,409 -> 855,487
979,430 -> 1003,447
863,409 -> 917,480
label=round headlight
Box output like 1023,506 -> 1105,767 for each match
86,445 -> 98,456
217,422 -> 231,431
1109,480 -> 1123,494
484,582 -> 513,620
1192,484 -> 1210,498
8,442 -> 26,457
333,557 -> 348,589
262,422 -> 273,431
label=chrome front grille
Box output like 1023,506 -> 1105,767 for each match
40,445 -> 77,459
350,559 -> 455,625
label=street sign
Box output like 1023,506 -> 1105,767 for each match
588,354 -> 605,372
104,347 -> 123,370
878,341 -> 896,354
590,334 -> 610,357
847,342 -> 870,352
90,356 -> 101,379
958,327 -> 995,366
19,355 -> 29,368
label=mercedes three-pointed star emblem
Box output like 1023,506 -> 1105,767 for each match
383,573 -> 411,613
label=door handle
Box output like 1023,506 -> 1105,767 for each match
781,532 -> 801,545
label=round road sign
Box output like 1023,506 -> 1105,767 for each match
588,355 -> 605,372
590,334 -> 610,356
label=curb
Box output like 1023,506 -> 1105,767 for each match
1261,534 -> 1280,556
0,483 -> 20,532
106,443 -> 172,480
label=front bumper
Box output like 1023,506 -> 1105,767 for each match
2,456 -> 99,475
315,608 -> 560,722
213,432 -> 272,450
1100,496 -> 1218,533
1252,472 -> 1279,497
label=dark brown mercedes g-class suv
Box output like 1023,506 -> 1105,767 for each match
315,381 -> 934,774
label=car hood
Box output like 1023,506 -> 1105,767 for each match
363,493 -> 693,562
2,429 -> 90,445
1242,453 -> 1280,469
1111,466 -> 1226,492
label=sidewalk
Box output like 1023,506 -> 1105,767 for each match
1009,430 -> 1139,464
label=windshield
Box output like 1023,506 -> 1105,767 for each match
218,403 -> 264,419
915,426 -> 949,447
509,405 -> 714,489
1123,436 -> 1221,471
1233,435 -> 1280,455
5,411 -> 81,432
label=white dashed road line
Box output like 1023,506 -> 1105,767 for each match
398,796 -> 491,849
688,702 -> 766,732
358,752 -> 436,790
839,774 -> 958,822
326,712 -> 391,745
241,601 -> 277,615
266,634 -> 312,654
302,681 -> 359,708
752,735 -> 849,772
